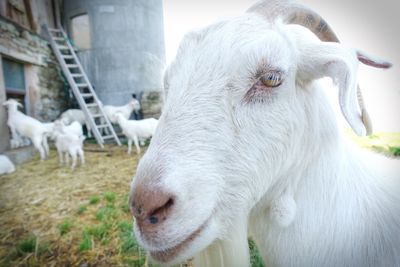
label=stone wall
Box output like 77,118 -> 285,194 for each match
140,91 -> 163,119
0,17 -> 67,152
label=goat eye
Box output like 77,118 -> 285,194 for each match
260,72 -> 282,87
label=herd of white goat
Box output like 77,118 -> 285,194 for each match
0,96 -> 158,173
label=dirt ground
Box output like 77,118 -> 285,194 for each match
0,143 -> 144,266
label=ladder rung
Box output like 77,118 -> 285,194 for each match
62,55 -> 74,59
97,124 -> 109,129
92,113 -> 104,118
102,135 -> 115,139
66,64 -> 79,68
76,83 -> 88,87
53,37 -> 64,41
71,74 -> 83,78
81,93 -> 93,98
86,103 -> 98,108
57,45 -> 69,50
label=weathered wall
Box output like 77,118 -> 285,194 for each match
63,0 -> 166,109
0,56 -> 8,152
0,18 -> 66,152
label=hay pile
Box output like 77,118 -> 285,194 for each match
0,144 -> 145,266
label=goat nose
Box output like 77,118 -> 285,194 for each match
129,186 -> 175,225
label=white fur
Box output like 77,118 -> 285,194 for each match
129,7 -> 400,267
60,109 -> 93,137
3,99 -> 50,160
52,119 -> 85,170
54,133 -> 85,170
103,97 -> 141,124
0,155 -> 15,175
53,120 -> 83,138
9,135 -> 31,148
115,113 -> 158,155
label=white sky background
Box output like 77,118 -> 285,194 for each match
163,0 -> 400,132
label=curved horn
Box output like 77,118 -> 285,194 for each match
247,0 -> 374,135
247,0 -> 339,42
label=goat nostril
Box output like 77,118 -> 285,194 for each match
147,197 -> 174,224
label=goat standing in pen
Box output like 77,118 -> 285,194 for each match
3,99 -> 51,160
128,0 -> 400,266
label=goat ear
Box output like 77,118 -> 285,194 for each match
299,44 -> 392,136
299,43 -> 366,136
356,50 -> 392,69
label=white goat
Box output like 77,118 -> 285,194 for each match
114,113 -> 157,155
60,109 -> 93,137
103,96 -> 141,124
3,99 -> 50,160
52,119 -> 85,169
53,120 -> 83,138
128,1 -> 400,266
0,155 -> 15,175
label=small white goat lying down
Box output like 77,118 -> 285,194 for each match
60,109 -> 93,137
52,120 -> 85,170
0,155 -> 15,175
3,99 -> 50,160
127,0 -> 400,266
114,113 -> 158,155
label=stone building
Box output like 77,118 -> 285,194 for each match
0,0 -> 165,155
0,0 -> 66,153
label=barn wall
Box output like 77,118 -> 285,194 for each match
0,17 -> 66,153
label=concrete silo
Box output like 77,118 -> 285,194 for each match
62,0 -> 165,113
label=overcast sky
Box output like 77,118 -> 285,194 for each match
163,0 -> 399,132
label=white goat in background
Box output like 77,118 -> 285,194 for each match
60,109 -> 93,137
128,1 -> 400,266
99,96 -> 141,135
3,99 -> 50,160
53,120 -> 83,138
103,95 -> 141,124
52,120 -> 85,170
114,113 -> 158,155
0,155 -> 15,175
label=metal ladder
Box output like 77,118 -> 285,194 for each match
45,26 -> 121,148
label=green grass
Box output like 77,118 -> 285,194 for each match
119,194 -> 131,214
10,181 -> 266,265
103,191 -> 117,203
78,232 -> 92,252
85,223 -> 110,241
389,146 -> 400,156
348,131 -> 400,157
249,238 -> 265,267
58,218 -> 73,235
118,220 -> 141,254
89,195 -> 100,205
16,235 -> 37,254
77,204 -> 88,215
95,205 -> 117,222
